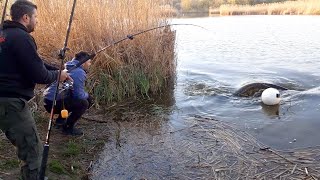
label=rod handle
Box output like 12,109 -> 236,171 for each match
39,144 -> 50,180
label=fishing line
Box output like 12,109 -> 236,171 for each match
51,23 -> 206,91
94,23 -> 206,55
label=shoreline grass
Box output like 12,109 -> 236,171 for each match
209,0 -> 320,16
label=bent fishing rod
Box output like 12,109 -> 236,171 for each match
48,23 -> 205,88
40,20 -> 202,178
66,23 -> 205,72
55,23 -> 204,91
94,23 -> 204,55
39,0 -> 77,179
55,23 -> 203,93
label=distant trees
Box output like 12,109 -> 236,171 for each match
177,0 -> 293,11
180,0 -> 213,11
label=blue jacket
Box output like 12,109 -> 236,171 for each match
43,59 -> 89,101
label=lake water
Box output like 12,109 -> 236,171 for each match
173,15 -> 320,149
92,15 -> 320,179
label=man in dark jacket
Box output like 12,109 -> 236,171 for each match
43,51 -> 93,136
0,1 -> 71,179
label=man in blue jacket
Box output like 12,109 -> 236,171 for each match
0,1 -> 71,179
43,51 -> 93,136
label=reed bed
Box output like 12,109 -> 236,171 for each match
1,0 -> 176,105
209,0 -> 320,16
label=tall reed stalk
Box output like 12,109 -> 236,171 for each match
28,0 -> 176,105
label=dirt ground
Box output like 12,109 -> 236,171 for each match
0,94 -> 170,180
0,110 -> 109,180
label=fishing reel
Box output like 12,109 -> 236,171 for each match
57,79 -> 73,100
59,80 -> 73,119
62,79 -> 74,90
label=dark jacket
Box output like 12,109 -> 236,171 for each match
44,59 -> 88,101
0,21 -> 58,100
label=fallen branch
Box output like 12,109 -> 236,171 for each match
0,171 -> 11,175
253,165 -> 280,178
273,169 -> 289,179
291,164 -> 297,174
261,147 -> 295,164
81,116 -> 109,123
0,155 -> 10,160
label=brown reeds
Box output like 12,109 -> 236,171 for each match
209,0 -> 320,16
0,0 -> 176,105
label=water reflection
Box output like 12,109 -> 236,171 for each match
261,104 -> 280,118
176,12 -> 209,18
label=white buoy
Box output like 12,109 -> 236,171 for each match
261,88 -> 281,105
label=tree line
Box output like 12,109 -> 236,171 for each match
174,0 -> 293,11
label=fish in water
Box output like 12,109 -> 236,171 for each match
234,83 -> 288,97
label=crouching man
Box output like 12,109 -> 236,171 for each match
43,51 -> 94,136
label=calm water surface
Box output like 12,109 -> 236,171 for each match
92,16 -> 320,179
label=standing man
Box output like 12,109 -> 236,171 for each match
0,1 -> 71,179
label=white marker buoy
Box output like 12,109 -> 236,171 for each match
261,88 -> 281,105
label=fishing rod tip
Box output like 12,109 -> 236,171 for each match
127,35 -> 134,40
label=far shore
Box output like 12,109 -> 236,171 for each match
209,0 -> 320,16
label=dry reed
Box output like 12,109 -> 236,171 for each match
1,0 -> 176,105
88,113 -> 320,179
209,0 -> 320,16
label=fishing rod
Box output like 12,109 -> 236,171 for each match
95,23 -> 205,55
39,0 -> 77,179
49,23 -> 204,92
64,23 -> 205,73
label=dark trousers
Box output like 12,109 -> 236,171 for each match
43,97 -> 91,129
0,98 -> 42,180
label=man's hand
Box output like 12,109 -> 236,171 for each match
59,69 -> 73,82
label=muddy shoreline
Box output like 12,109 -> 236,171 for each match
1,103 -> 320,179
90,113 -> 320,179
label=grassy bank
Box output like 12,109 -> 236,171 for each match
32,0 -> 176,105
209,0 -> 320,16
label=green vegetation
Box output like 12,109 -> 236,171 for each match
0,159 -> 19,170
0,140 -> 5,151
177,0 -> 213,11
48,160 -> 66,174
63,141 -> 81,157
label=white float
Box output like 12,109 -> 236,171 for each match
261,88 -> 281,105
